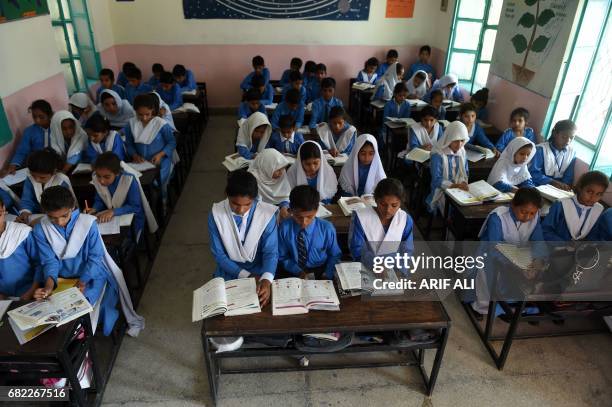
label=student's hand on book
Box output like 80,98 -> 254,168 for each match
256,279 -> 271,307
451,182 -> 469,191
551,180 -> 572,191
329,149 -> 339,158
16,212 -> 30,225
422,144 -> 432,151
151,152 -> 166,165
34,278 -> 55,300
132,154 -> 145,164
96,210 -> 114,223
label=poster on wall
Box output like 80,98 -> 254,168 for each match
0,0 -> 49,23
183,0 -> 371,20
386,0 -> 415,18
490,0 -> 579,98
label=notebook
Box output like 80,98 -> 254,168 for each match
335,262 -> 363,292
192,277 -> 261,321
338,195 -> 376,216
407,99 -> 429,108
445,180 -> 501,206
536,184 -> 575,202
370,100 -> 385,109
465,144 -> 495,162
495,243 -> 534,270
404,148 -> 431,163
127,161 -> 156,173
352,82 -> 376,90
323,153 -> 348,167
2,168 -> 28,186
222,153 -> 252,171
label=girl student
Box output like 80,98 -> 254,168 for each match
425,74 -> 464,103
356,57 -> 379,84
48,110 -> 88,173
235,112 -> 272,160
338,134 -> 386,197
487,137 -> 536,193
83,114 -> 126,163
495,107 -> 536,152
408,105 -> 443,152
97,89 -> 135,129
316,106 -> 357,157
372,62 -> 404,102
406,70 -> 428,100
287,141 -> 337,204
7,99 -> 53,173
247,148 -> 292,219
459,103 -> 499,156
529,119 -> 576,191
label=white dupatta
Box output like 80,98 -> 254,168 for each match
97,89 -> 135,128
90,130 -> 119,155
236,112 -> 272,153
26,171 -> 75,207
355,206 -> 408,256
0,221 -> 31,259
561,197 -> 603,240
372,62 -> 400,101
286,141 -> 338,201
487,137 -> 535,187
338,134 -> 386,196
406,70 -> 428,99
247,149 -> 291,205
317,122 -> 356,154
540,141 -> 575,179
478,206 -> 539,244
49,110 -> 87,162
410,122 -> 441,148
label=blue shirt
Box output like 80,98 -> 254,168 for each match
240,68 -> 271,91
148,75 -> 160,88
282,84 -> 308,104
356,71 -> 378,84
467,123 -> 495,150
85,132 -> 126,163
238,101 -> 266,119
480,209 -> 545,242
20,177 -> 72,214
278,217 -> 342,279
237,139 -> 261,160
117,72 -> 129,88
542,200 -> 601,241
529,143 -> 575,186
407,62 -> 435,81
156,84 -> 183,111
376,62 -> 391,78
306,174 -> 333,204
125,82 -> 153,105
93,172 -> 145,234
10,124 -> 49,167
383,99 -> 411,121
177,70 -> 197,93
0,189 -> 16,214
96,84 -> 125,103
495,128 -> 536,152
266,131 -> 304,155
589,208 -> 612,240
208,201 -> 278,279
260,84 -> 275,106
307,79 -> 322,103
409,126 -> 443,150
279,69 -> 293,87
309,96 -> 344,129
271,101 -> 305,129
0,231 -> 39,297
124,122 -> 176,161
435,105 -> 447,120
426,153 -> 469,212
492,179 -> 535,193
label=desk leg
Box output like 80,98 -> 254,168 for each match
426,325 -> 450,396
59,349 -> 87,406
202,333 -> 219,405
84,318 -> 103,394
496,301 -> 525,370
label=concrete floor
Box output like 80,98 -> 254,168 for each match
102,115 -> 612,407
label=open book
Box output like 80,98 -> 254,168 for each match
536,184 -> 575,202
386,117 -> 417,128
192,277 -> 261,322
404,147 -> 431,163
370,100 -> 385,109
127,161 -> 156,173
222,153 -> 253,172
445,180 -> 501,206
496,243 -> 534,270
2,168 -> 28,186
265,103 -> 278,110
352,82 -> 376,90
465,144 -> 496,162
407,99 -> 429,108
296,125 -> 311,135
316,204 -> 333,218
324,152 -> 348,167
443,99 -> 461,108
72,163 -> 93,174
96,214 -> 134,235
272,278 -> 340,316
335,262 -> 363,295
338,195 -> 376,216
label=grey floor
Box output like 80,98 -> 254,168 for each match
102,115 -> 612,407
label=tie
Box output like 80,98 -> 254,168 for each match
323,103 -> 329,122
297,229 -> 307,270
285,140 -> 291,153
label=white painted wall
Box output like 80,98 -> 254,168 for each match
87,0 -> 115,51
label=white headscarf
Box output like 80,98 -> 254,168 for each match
487,137 -> 535,187
236,112 -> 272,154
406,70 -> 428,99
151,91 -> 176,131
286,140 -> 338,201
433,74 -> 459,99
69,93 -> 96,126
97,89 -> 135,128
372,62 -> 401,101
339,134 -> 386,196
248,149 -> 291,205
49,110 -> 87,162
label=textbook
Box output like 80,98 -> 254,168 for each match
370,100 -> 385,109
6,213 -> 45,223
127,161 -> 156,173
72,163 -> 93,174
496,243 -> 534,271
536,184 -> 575,202
443,99 -> 461,108
2,168 -> 28,186
407,99 -> 429,108
192,277 -> 261,322
222,153 -> 253,171
335,262 -> 364,295
404,147 -> 431,163
465,144 -> 495,162
445,180 -> 501,206
296,125 -> 311,134
385,117 -> 417,129
338,195 -> 376,216
271,278 -> 340,316
352,82 -> 376,90
316,204 -> 333,218
323,152 -> 348,167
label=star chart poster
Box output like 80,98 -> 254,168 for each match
183,0 -> 371,21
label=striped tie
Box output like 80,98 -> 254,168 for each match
297,229 -> 307,270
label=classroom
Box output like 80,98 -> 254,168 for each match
0,0 -> 610,406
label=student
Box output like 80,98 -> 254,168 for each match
0,180 -> 19,215
349,178 -> 414,267
282,71 -> 307,104
251,74 -> 274,106
383,82 -> 411,122
426,121 -> 470,214
302,60 -> 317,89
280,57 -> 303,87
240,55 -> 270,91
307,63 -> 327,103
407,45 -> 436,83
156,72 -> 183,111
542,171 -> 608,241
471,88 -> 489,122
88,152 -> 158,238
117,62 -> 136,88
0,198 -> 39,300
208,171 -> 278,306
83,114 -> 126,163
247,148 -> 292,218
459,103 -> 498,155
96,68 -> 125,103
150,92 -> 177,131
97,89 -> 135,129
236,112 -> 272,160
17,149 -> 74,225
271,88 -> 305,129
339,134 -> 386,197
425,74 -> 464,103
316,106 -> 357,156
278,185 -> 342,280
495,107 -> 536,152
266,114 -> 305,155
33,185 -> 144,336
69,93 -> 96,127
125,66 -> 154,105
148,63 -> 165,87
376,49 -> 399,77
487,137 -> 536,193
125,94 -> 177,191
238,89 -> 266,120
429,90 -> 446,120
309,77 -> 344,130
8,99 -> 53,172
408,105 -> 443,152
372,62 -> 404,102
590,208 -> 612,241
529,119 -> 576,190
48,110 -> 88,172
406,70 -> 428,100
287,141 -> 337,204
356,57 -> 379,84
172,64 -> 197,94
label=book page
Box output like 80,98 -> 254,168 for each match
446,188 -> 480,206
468,180 -> 500,201
224,278 -> 261,316
335,262 -> 362,290
496,243 -> 534,270
265,103 -> 278,110
127,161 -> 156,173
2,168 -> 28,186
407,99 -> 429,107
370,100 -> 385,109
117,213 -> 134,227
316,204 -> 332,218
302,280 -> 340,309
97,217 -> 121,235
338,197 -> 367,216
192,277 -> 227,322
50,287 -> 94,327
405,148 -> 431,163
466,149 -> 484,163
0,300 -> 11,320
272,278 -> 306,315
536,184 -> 575,201
72,163 -> 93,174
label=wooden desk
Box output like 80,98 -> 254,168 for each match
324,204 -> 350,235
202,295 -> 451,403
349,86 -> 375,125
468,156 -> 498,182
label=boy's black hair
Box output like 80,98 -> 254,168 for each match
126,66 -> 142,80
365,57 -> 379,69
250,74 -> 265,88
41,186 -> 75,212
374,178 -> 404,201
420,106 -> 438,120
152,63 -> 164,73
415,71 -> 427,81
290,57 -> 303,69
226,170 -> 258,198
93,152 -> 122,174
510,107 -> 530,121
460,103 -> 477,116
279,114 -> 296,129
99,68 -> 115,81
122,62 -> 136,73
245,88 -> 262,102
321,77 -> 336,89
27,148 -> 63,174
419,45 -> 432,54
316,63 -> 327,72
100,91 -> 116,104
387,49 -> 399,59
304,60 -> 317,74
289,70 -> 303,82
329,106 -> 345,121
172,64 -> 187,77
575,171 -> 609,193
471,87 -> 489,105
551,119 -> 577,138
285,88 -> 301,105
512,187 -> 543,208
84,113 -> 111,133
159,71 -> 175,84
28,99 -> 53,117
252,55 -> 265,67
299,142 -> 321,161
133,94 -> 159,114
393,82 -> 408,95
0,197 -> 4,208
289,185 -> 320,212
430,89 -> 444,101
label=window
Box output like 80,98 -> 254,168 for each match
0,99 -> 12,147
544,0 -> 611,176
49,0 -> 101,94
445,0 -> 504,94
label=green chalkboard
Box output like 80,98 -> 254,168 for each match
0,99 -> 13,148
0,0 -> 49,23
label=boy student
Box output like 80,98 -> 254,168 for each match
172,64 -> 197,94
125,66 -> 154,105
96,68 -> 125,103
495,107 -> 536,152
240,55 -> 270,92
278,185 -> 342,280
7,99 -> 53,173
307,63 -> 327,103
529,119 -> 576,190
267,114 -> 305,155
309,77 -> 343,130
280,57 -> 303,87
156,71 -> 183,111
251,74 -> 274,106
407,45 -> 436,83
117,62 -> 136,88
33,186 -> 144,337
376,49 -> 399,77
238,88 -> 266,119
282,71 -> 307,104
208,171 -> 278,307
148,63 -> 165,87
271,88 -> 305,129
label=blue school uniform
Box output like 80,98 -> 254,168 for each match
280,69 -> 293,86
349,211 -> 414,263
177,70 -> 197,93
20,178 -> 72,215
266,131 -> 304,155
271,101 -> 305,129
541,200 -> 602,241
480,209 -> 545,242
117,72 -> 129,88
426,153 -> 470,212
435,105 -> 446,120
124,122 -> 177,187
260,84 -> 275,106
529,144 -> 575,186
208,200 -> 278,280
84,132 -> 126,163
476,107 -> 489,122
92,172 -> 145,235
148,76 -> 160,88
341,163 -> 371,197
237,140 -> 262,160
492,178 -> 534,193
0,190 -> 16,214
495,128 -> 536,152
282,84 -> 308,104
0,231 -> 39,297
10,124 -> 50,167
306,174 -> 332,205
467,123 -> 495,150
356,71 -> 378,84
309,97 -> 344,129
590,209 -> 612,240
376,62 -> 390,78
409,126 -> 444,150
156,84 -> 183,111
383,99 -> 411,120
240,68 -> 271,91
317,123 -> 357,156
278,217 -> 342,279
238,102 -> 266,119
125,82 -> 154,105
307,79 -> 322,103
407,62 -> 435,80
96,84 -> 126,103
